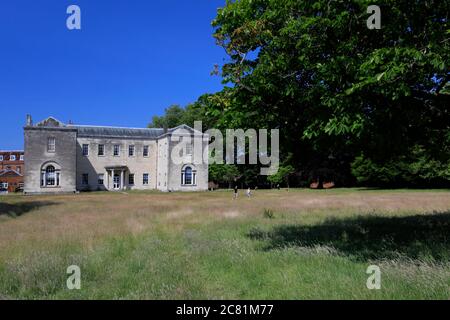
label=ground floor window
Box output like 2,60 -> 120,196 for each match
129,174 -> 135,185
143,173 -> 149,185
181,166 -> 196,185
40,163 -> 61,187
82,174 -> 89,185
98,174 -> 104,185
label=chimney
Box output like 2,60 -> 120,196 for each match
26,114 -> 33,126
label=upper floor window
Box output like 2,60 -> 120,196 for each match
129,145 -> 135,157
10,155 -> 16,161
113,145 -> 120,156
0,155 -> 3,161
143,145 -> 149,157
20,155 -> 24,161
82,144 -> 89,156
98,144 -> 105,156
186,144 -> 193,156
47,137 -> 56,153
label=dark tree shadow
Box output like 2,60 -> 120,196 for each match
0,201 -> 56,218
248,212 -> 450,262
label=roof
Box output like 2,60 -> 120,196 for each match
27,117 -> 201,140
0,169 -> 23,177
69,125 -> 165,139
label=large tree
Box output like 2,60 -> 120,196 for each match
208,0 -> 449,186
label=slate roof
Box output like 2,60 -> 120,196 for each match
69,125 -> 165,139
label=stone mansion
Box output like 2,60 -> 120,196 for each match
24,116 -> 208,194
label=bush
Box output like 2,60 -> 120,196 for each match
263,209 -> 275,219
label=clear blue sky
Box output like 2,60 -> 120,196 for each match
0,0 -> 227,150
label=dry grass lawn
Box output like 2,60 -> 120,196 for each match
0,189 -> 449,299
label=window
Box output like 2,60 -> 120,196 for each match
186,144 -> 193,156
129,145 -> 135,157
129,174 -> 135,185
82,174 -> 89,185
10,155 -> 16,161
143,173 -> 149,185
47,137 -> 56,152
98,144 -> 105,156
0,155 -> 3,161
82,144 -> 89,156
46,166 -> 56,186
0,182 -> 8,190
40,164 -> 60,187
98,174 -> 104,185
17,166 -> 21,174
113,145 -> 120,156
20,155 -> 24,161
182,166 -> 197,185
143,145 -> 149,157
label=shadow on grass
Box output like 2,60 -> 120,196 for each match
0,201 -> 56,218
248,212 -> 450,262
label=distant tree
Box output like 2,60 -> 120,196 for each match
148,105 -> 186,128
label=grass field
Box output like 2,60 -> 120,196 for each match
0,189 -> 449,300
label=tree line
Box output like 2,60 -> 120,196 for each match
149,0 -> 450,189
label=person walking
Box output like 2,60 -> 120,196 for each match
246,187 -> 252,198
233,185 -> 239,200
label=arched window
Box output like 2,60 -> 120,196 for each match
46,166 -> 56,186
181,166 -> 197,186
41,162 -> 61,187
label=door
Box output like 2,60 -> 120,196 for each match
113,174 -> 120,190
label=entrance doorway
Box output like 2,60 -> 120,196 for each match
113,174 -> 120,190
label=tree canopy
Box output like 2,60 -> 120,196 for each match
151,0 -> 450,188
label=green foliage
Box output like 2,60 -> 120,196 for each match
210,0 -> 450,187
267,165 -> 295,185
263,208 -> 275,219
209,164 -> 240,185
352,146 -> 450,187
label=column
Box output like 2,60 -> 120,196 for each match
120,170 -> 124,191
111,169 -> 115,189
106,170 -> 110,190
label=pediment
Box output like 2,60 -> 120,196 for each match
36,117 -> 66,128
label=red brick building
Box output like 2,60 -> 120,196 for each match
0,151 -> 24,193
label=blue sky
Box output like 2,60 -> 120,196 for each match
0,0 -> 227,149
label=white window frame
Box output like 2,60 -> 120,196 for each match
113,145 -> 120,157
10,155 -> 16,161
20,155 -> 24,161
129,173 -> 135,185
129,145 -> 135,157
0,155 -> 3,161
98,144 -> 105,156
47,137 -> 56,153
98,174 -> 104,185
181,166 -> 197,186
82,144 -> 89,156
143,145 -> 149,157
143,173 -> 149,185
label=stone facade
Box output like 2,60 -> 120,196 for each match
23,116 -> 208,194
